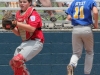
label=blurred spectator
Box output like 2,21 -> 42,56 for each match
55,2 -> 64,12
5,2 -> 19,7
64,1 -> 73,7
33,0 -> 64,22
3,2 -> 19,18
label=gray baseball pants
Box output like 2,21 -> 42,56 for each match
14,38 -> 43,61
69,25 -> 94,74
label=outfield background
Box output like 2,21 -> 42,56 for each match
0,31 -> 100,75
0,1 -> 100,75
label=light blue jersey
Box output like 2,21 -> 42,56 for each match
65,0 -> 97,26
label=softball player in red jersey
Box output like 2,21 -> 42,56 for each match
65,0 -> 98,75
9,0 -> 44,75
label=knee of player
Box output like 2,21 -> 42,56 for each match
9,54 -> 25,68
86,50 -> 94,55
73,53 -> 82,58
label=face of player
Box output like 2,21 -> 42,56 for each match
19,0 -> 31,12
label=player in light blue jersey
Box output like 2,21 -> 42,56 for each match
65,0 -> 98,75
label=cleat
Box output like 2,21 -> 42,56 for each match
67,64 -> 74,75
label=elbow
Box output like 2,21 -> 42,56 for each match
15,33 -> 20,36
67,15 -> 72,21
67,18 -> 72,21
93,12 -> 98,18
93,11 -> 98,15
67,17 -> 72,21
14,34 -> 20,36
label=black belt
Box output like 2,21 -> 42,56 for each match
37,27 -> 41,30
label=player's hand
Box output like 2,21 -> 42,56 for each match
93,24 -> 99,29
67,15 -> 72,21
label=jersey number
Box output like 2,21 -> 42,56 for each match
74,6 -> 84,19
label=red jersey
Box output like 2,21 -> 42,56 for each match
16,7 -> 44,43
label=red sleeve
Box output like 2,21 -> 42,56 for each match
28,11 -> 41,28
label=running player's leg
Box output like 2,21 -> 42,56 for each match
67,27 -> 83,75
69,27 -> 83,67
82,26 -> 94,75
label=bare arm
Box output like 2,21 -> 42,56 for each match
12,27 -> 20,36
92,6 -> 99,29
12,22 -> 36,36
17,22 -> 36,32
67,15 -> 72,21
39,0 -> 52,7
